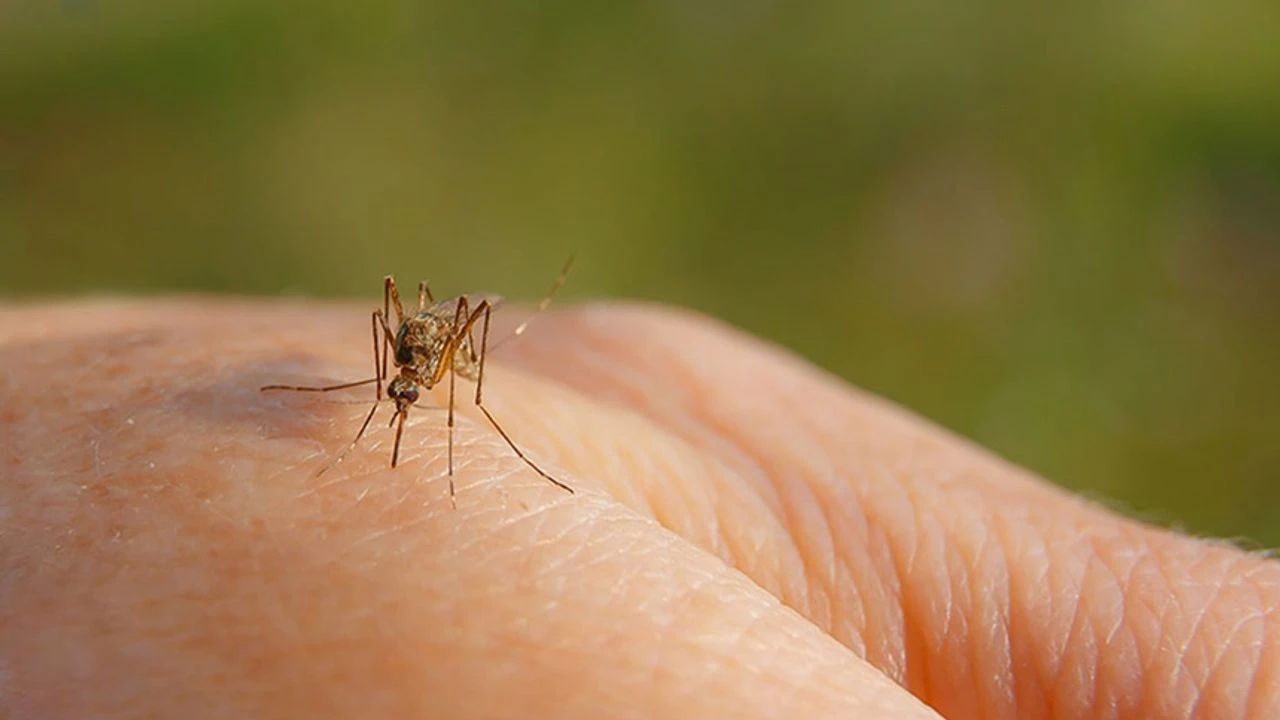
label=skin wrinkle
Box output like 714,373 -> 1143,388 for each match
1206,557 -> 1269,716
1096,552 -> 1131,650
947,527 -> 978,714
747,330 -> 1044,707
969,521 -> 1016,718
1164,549 -> 1232,716
1209,562 -> 1274,717
498,304 -> 1280,719
1135,540 -> 1192,717
1116,542 -> 1158,710
929,492 -> 977,712
603,429 -> 659,519
1094,537 -> 1144,716
529,307 -> 876,657
992,508 -> 1046,716
921,345 -> 1228,712
480,364 -> 811,608
896,468 -> 939,705
647,446 -> 717,556
675,368 -> 834,609
1198,607 -> 1261,718
483,479 -> 865,712
1025,514 -> 1159,718
1247,598 -> 1280,718
1067,548 -> 1109,718
474,350 -> 819,620
779,415 -> 864,642
859,455 -> 971,711
511,312 -> 792,519
447,480 -> 587,562
767,451 -> 840,642
854,463 -> 910,675
1054,564 -> 1097,718
798,443 -> 910,685
1085,555 -> 1116,716
871,490 -> 911,677
820,468 -> 892,670
454,364 -> 720,553
1087,526 -> 1271,719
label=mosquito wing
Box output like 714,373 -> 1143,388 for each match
427,293 -> 506,322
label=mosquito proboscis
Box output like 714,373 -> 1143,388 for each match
261,257 -> 576,504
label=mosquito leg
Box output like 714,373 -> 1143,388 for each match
472,302 -> 491,400
261,309 -> 386,397
472,302 -> 573,494
384,275 -> 405,324
445,295 -> 468,505
382,330 -> 392,385
371,309 -> 384,400
418,280 -> 434,311
448,298 -> 469,468
417,292 -> 474,390
376,309 -> 395,385
454,294 -> 470,326
447,354 -> 457,506
260,378 -> 379,393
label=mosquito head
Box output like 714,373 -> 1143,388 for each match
387,376 -> 419,411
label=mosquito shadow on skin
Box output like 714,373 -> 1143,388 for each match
0,328 -> 437,445
176,356 -> 386,439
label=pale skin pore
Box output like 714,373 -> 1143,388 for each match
0,299 -> 1276,719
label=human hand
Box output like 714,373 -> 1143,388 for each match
2,300 -> 1276,719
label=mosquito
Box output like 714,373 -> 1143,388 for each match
261,258 -> 575,503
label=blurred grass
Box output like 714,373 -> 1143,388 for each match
1,0 -> 1277,543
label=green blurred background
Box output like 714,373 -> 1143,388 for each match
2,1 -> 1277,543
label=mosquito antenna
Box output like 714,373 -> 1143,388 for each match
488,255 -> 574,353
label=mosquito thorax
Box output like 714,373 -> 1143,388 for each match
394,314 -> 452,366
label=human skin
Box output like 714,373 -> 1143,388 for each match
0,299 -> 1277,719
